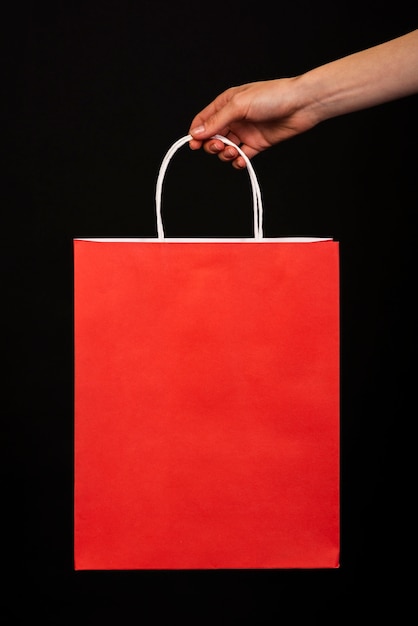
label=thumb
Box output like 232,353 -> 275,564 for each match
189,102 -> 237,141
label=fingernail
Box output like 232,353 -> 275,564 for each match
209,143 -> 221,153
190,125 -> 205,136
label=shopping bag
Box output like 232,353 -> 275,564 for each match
74,134 -> 340,570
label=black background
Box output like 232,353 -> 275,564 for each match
4,1 -> 417,623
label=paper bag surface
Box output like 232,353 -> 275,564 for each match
74,238 -> 339,569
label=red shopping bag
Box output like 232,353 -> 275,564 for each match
74,135 -> 340,570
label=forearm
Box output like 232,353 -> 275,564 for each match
299,29 -> 418,124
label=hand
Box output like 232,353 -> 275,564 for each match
188,30 -> 418,169
188,78 -> 319,169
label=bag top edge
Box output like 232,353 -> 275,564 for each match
73,237 -> 335,243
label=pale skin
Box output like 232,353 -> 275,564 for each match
188,29 -> 418,169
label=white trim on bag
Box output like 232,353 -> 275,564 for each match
74,237 -> 334,243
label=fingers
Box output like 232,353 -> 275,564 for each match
188,136 -> 203,151
191,127 -> 261,168
187,87 -> 255,168
205,139 -> 259,170
188,127 -> 246,167
188,125 -> 218,152
206,137 -> 240,162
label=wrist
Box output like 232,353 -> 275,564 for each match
296,67 -> 347,125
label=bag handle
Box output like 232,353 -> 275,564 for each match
155,134 -> 264,240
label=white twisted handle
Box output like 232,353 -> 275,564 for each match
155,134 -> 264,239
